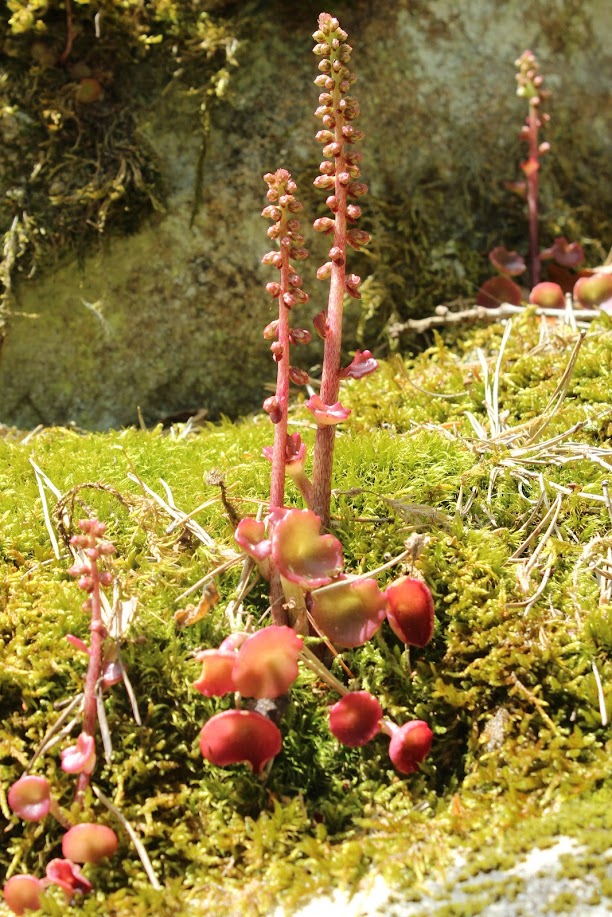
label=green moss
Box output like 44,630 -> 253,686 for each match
1,315 -> 612,914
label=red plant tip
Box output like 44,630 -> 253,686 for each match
529,282 -> 565,310
199,709 -> 282,774
329,691 -> 383,747
8,775 -> 51,822
270,508 -> 343,589
476,276 -> 523,309
311,576 -> 387,647
305,394 -> 351,426
385,576 -> 435,647
62,823 -> 118,864
539,237 -> 585,268
289,327 -> 312,345
193,649 -> 237,697
45,859 -> 92,897
488,247 -> 526,277
232,626 -> 303,698
263,431 -> 307,472
234,517 -> 271,564
388,721 -> 433,774
573,272 -> 612,309
339,350 -> 378,380
60,732 -> 96,775
3,875 -> 43,915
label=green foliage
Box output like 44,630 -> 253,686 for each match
1,315 -> 611,913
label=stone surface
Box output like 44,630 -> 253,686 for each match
1,0 -> 610,428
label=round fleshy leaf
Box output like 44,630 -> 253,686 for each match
529,282 -> 565,309
234,518 -> 271,563
573,272 -> 612,309
310,577 -> 387,647
488,246 -> 526,277
388,720 -> 433,774
233,626 -> 303,698
271,508 -> 343,589
339,350 -> 378,380
476,276 -> 522,308
8,775 -> 51,822
3,875 -> 43,915
193,649 -> 237,697
385,577 -> 434,648
62,823 -> 118,864
329,691 -> 383,747
200,710 -> 282,774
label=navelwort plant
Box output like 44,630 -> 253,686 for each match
477,50 -> 612,314
4,520 -> 122,914
193,13 -> 435,778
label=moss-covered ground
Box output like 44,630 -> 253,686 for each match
1,311 -> 611,915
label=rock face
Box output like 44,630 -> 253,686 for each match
1,0 -> 610,429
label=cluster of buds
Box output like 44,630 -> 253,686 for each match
312,13 -> 369,293
69,519 -> 115,607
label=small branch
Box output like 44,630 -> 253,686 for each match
92,785 -> 162,891
389,302 -> 601,337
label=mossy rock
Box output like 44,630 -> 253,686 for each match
1,0 -> 611,427
1,312 -> 611,914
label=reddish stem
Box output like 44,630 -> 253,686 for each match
527,99 -> 540,287
311,87 -> 347,527
75,558 -> 104,802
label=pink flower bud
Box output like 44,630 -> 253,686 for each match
263,320 -> 279,340
263,396 -> 282,424
289,366 -> 309,385
313,217 -> 335,233
266,281 -> 281,297
347,228 -> 371,250
261,205 -> 282,220
267,224 -> 281,240
282,292 -> 297,309
346,204 -> 362,220
316,262 -> 333,281
329,246 -> 344,264
348,182 -> 368,198
315,129 -> 335,143
319,160 -> 335,175
313,174 -> 335,190
288,272 -> 303,287
98,570 -> 112,587
261,251 -> 282,268
337,171 -> 351,185
322,141 -> 342,158
321,112 -> 336,127
270,342 -> 284,362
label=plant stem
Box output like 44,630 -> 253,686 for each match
268,239 -> 291,624
75,559 -> 104,803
